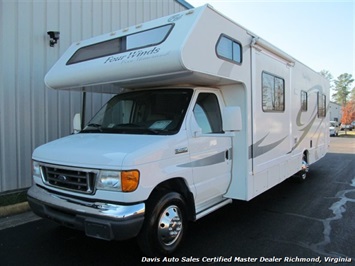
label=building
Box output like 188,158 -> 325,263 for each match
0,0 -> 192,194
329,101 -> 342,123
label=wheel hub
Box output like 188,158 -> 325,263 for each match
157,205 -> 182,246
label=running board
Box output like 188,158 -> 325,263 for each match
195,198 -> 232,220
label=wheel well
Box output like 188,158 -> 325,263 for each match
149,178 -> 196,221
303,150 -> 309,162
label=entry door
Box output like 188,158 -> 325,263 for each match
188,92 -> 232,208
252,49 -> 291,173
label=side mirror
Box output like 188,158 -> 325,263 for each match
73,113 -> 82,133
223,106 -> 242,132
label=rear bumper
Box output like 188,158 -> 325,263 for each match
27,185 -> 145,241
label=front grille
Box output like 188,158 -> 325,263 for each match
41,165 -> 97,194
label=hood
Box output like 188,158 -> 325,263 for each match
33,133 -> 184,169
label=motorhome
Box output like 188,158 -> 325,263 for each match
28,5 -> 329,255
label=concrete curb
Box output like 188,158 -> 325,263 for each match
0,202 -> 30,218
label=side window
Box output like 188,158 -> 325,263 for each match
318,93 -> 326,118
262,72 -> 285,112
67,24 -> 173,65
301,90 -> 308,112
193,93 -> 223,134
216,35 -> 242,64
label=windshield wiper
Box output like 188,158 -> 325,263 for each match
82,123 -> 103,132
82,123 -> 171,135
112,123 -> 160,135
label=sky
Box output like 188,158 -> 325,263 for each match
187,0 -> 354,81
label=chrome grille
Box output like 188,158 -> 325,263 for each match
41,165 -> 97,194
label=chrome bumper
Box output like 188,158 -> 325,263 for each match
27,185 -> 145,240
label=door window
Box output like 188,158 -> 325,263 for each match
193,93 -> 223,134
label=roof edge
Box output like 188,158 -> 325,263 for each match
175,0 -> 194,9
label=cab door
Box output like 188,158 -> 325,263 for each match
187,91 -> 232,209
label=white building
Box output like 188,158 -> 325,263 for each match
0,0 -> 192,193
329,101 -> 342,122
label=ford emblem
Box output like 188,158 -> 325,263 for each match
57,175 -> 67,181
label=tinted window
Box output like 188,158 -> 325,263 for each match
318,93 -> 326,118
82,89 -> 193,135
67,24 -> 173,65
301,90 -> 308,111
127,25 -> 171,50
193,93 -> 223,134
216,35 -> 242,64
262,72 -> 285,112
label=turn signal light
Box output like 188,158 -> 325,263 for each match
121,170 -> 140,192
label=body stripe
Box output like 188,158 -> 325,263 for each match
178,151 -> 226,168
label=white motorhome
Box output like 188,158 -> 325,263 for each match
28,5 -> 329,255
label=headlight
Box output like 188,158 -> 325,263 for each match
97,171 -> 122,191
32,161 -> 41,179
96,170 -> 140,192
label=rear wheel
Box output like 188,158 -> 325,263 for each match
296,154 -> 309,182
137,191 -> 187,256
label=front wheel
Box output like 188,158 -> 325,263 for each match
137,191 -> 188,256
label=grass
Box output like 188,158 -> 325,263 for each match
0,189 -> 28,207
337,130 -> 355,138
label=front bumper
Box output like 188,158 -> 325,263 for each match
27,185 -> 145,241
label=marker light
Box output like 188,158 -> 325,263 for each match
121,170 -> 140,192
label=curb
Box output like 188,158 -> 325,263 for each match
0,202 -> 30,218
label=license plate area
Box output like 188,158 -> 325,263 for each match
85,219 -> 113,240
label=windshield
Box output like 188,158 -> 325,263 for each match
329,122 -> 338,127
82,89 -> 193,135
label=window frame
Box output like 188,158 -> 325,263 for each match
261,71 -> 285,112
215,34 -> 242,65
317,92 -> 327,118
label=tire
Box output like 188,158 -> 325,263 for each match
137,191 -> 187,256
296,155 -> 309,182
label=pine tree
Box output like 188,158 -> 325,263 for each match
332,73 -> 354,106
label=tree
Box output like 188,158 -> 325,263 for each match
320,70 -> 333,83
332,73 -> 354,106
320,70 -> 334,92
341,100 -> 355,135
350,87 -> 355,102
341,101 -> 355,124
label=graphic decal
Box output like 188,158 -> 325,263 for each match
292,85 -> 325,152
178,151 -> 226,168
292,107 -> 317,152
103,46 -> 170,65
250,84 -> 326,159
249,133 -> 288,159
